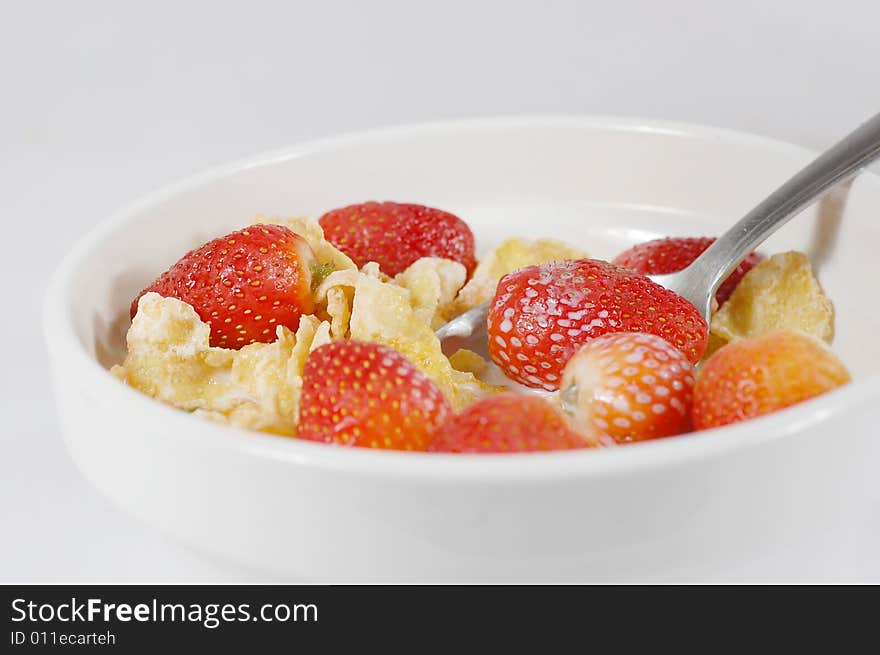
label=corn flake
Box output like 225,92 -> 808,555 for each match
112,293 -> 331,436
710,251 -> 834,347
349,274 -> 498,410
312,264 -> 384,339
393,257 -> 467,329
311,258 -> 487,408
325,286 -> 353,339
448,349 -> 489,376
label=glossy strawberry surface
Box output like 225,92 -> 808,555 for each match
299,340 -> 452,450
429,393 -> 588,453
487,258 -> 708,390
319,201 -> 476,276
131,224 -> 317,348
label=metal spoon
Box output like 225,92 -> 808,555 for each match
437,112 -> 880,358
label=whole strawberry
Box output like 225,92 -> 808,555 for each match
613,237 -> 762,306
131,225 -> 317,348
318,201 -> 476,276
692,331 -> 850,430
299,341 -> 451,450
487,258 -> 708,391
560,332 -> 695,443
428,393 -> 588,453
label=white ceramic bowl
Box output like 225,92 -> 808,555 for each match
45,117 -> 880,582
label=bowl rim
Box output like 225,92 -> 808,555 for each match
43,114 -> 880,482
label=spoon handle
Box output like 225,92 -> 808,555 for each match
679,112 -> 880,308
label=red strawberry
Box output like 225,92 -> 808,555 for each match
560,332 -> 695,443
487,258 -> 708,391
131,225 -> 317,349
299,341 -> 451,450
613,237 -> 762,306
318,201 -> 476,276
428,393 -> 588,453
692,331 -> 850,430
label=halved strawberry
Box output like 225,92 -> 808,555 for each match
692,330 -> 850,430
487,258 -> 708,391
299,340 -> 451,450
131,225 -> 318,349
613,237 -> 762,306
560,332 -> 695,443
318,201 -> 477,276
428,393 -> 588,453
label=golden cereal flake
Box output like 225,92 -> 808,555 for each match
112,292 -> 330,436
702,331 -> 729,362
454,237 -> 588,312
254,214 -> 356,272
313,263 -> 387,339
710,251 -> 834,346
448,349 -> 489,376
314,268 -> 363,300
325,286 -> 353,339
349,274 -> 499,410
359,261 -> 387,280
314,261 -> 386,300
290,313 -> 324,370
393,257 -> 467,329
310,319 -> 333,351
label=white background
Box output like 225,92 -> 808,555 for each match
2,0 -> 878,582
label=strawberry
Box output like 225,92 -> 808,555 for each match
131,225 -> 318,349
692,331 -> 850,430
613,237 -> 762,306
428,393 -> 588,453
560,332 -> 695,443
318,201 -> 477,276
487,258 -> 708,391
299,340 -> 451,450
